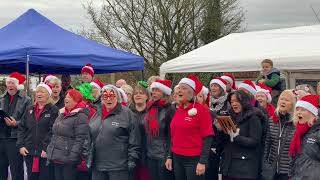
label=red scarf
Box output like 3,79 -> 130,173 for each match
145,100 -> 166,137
265,104 -> 279,124
32,157 -> 40,172
101,105 -> 114,120
64,101 -> 87,117
289,122 -> 311,157
34,104 -> 44,121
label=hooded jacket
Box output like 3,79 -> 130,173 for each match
46,107 -> 89,163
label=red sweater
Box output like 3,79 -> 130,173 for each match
171,103 -> 214,156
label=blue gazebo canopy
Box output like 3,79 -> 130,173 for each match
0,9 -> 144,74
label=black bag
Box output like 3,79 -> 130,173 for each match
261,161 -> 276,180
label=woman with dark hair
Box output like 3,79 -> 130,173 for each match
131,81 -> 151,180
220,90 -> 262,180
168,74 -> 214,180
145,79 -> 175,180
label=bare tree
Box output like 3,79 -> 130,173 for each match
83,0 -> 244,76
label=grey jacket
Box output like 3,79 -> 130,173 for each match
46,107 -> 89,163
89,103 -> 141,171
291,122 -> 320,180
0,90 -> 31,139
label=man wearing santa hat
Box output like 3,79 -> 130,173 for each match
0,72 -> 32,180
81,64 -> 94,83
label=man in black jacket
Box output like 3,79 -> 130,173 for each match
0,72 -> 31,180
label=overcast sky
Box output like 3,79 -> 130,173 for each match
1,0 -> 320,32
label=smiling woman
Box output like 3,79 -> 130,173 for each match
17,83 -> 59,180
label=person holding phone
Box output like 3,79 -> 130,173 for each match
220,90 -> 263,180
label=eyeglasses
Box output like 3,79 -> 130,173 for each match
102,92 -> 116,99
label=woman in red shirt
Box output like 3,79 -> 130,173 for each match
168,74 -> 214,180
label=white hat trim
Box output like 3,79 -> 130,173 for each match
6,77 -> 24,90
202,86 -> 209,100
256,90 -> 272,103
238,83 -> 257,95
90,82 -> 102,92
179,78 -> 195,90
221,76 -> 233,84
150,82 -> 172,95
296,100 -> 318,117
37,83 -> 52,96
210,79 -> 226,92
83,66 -> 94,73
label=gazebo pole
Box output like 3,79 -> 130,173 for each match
26,55 -> 30,96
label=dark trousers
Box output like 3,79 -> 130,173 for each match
54,163 -> 77,180
92,169 -> 129,180
273,173 -> 289,180
205,153 -> 219,180
0,138 -> 24,180
173,153 -> 204,180
77,171 -> 92,180
147,158 -> 174,180
25,156 -> 54,180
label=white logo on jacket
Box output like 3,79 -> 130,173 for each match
111,122 -> 119,126
184,117 -> 193,122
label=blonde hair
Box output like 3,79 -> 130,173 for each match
34,86 -> 54,105
275,89 -> 297,116
121,84 -> 134,95
293,108 -> 317,126
48,78 -> 62,86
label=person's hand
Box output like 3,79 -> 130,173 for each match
41,151 -> 47,158
227,128 -> 240,142
19,147 -> 29,156
196,163 -> 205,176
4,117 -> 17,126
165,158 -> 173,171
258,79 -> 265,84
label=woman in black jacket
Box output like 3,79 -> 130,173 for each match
89,85 -> 141,180
221,90 -> 262,180
290,95 -> 320,180
130,81 -> 151,180
263,90 -> 296,180
17,83 -> 59,180
46,89 -> 89,180
146,79 -> 175,180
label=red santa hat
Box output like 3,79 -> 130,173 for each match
43,74 -> 58,84
221,73 -> 237,90
37,83 -> 53,96
81,63 -> 94,77
210,77 -> 228,92
178,74 -> 203,116
238,80 -> 257,96
295,95 -> 319,117
90,79 -> 104,92
67,89 -> 83,103
256,84 -> 272,103
202,86 -> 210,107
150,79 -> 172,95
179,74 -> 203,95
6,72 -> 26,90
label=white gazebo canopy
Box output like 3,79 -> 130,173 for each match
160,25 -> 320,78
